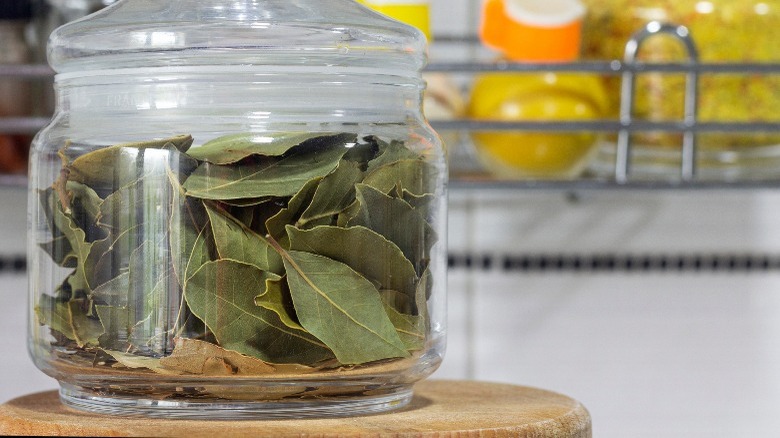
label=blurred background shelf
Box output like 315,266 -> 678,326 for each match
2,58 -> 779,190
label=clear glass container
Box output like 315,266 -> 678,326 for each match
581,0 -> 780,179
28,0 -> 447,419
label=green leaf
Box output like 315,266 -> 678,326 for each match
166,167 -> 212,287
185,260 -> 333,364
95,304 -> 130,350
342,137 -> 381,169
38,188 -> 77,267
92,148 -> 196,289
220,197 -> 274,208
39,236 -> 77,268
349,184 -> 438,275
68,135 -> 194,189
265,176 -> 322,247
187,132 -> 343,164
284,250 -> 409,365
366,138 -> 421,173
52,193 -> 100,292
363,159 -> 439,198
254,276 -> 302,331
287,225 -> 418,302
183,134 -> 355,200
91,272 -> 130,307
205,202 -> 282,274
381,298 -> 425,351
336,200 -> 361,228
297,160 -> 363,228
416,268 -> 432,326
36,296 -> 103,348
379,289 -> 413,314
401,189 -> 436,211
66,181 -> 107,242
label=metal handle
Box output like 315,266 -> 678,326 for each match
616,22 -> 700,183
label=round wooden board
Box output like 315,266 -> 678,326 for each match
0,380 -> 591,437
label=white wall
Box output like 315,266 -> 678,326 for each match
436,190 -> 780,437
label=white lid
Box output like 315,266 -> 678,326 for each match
503,0 -> 586,27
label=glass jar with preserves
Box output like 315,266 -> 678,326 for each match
28,0 -> 447,418
581,0 -> 780,179
469,0 -> 609,180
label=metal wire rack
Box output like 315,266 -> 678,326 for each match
0,22 -> 779,190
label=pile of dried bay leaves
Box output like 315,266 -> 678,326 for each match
36,132 -> 439,377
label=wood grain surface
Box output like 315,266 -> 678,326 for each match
0,380 -> 591,437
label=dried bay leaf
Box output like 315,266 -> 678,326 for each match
92,148 -> 195,289
362,159 -> 439,198
187,132 -> 343,164
342,137 -> 381,169
166,167 -> 212,287
185,260 -> 333,364
101,350 -> 184,376
287,225 -> 418,302
336,200 -> 361,228
91,272 -> 130,307
39,235 -> 78,268
51,193 -> 101,293
160,338 -> 276,376
68,135 -> 194,189
38,188 -> 77,267
66,181 -> 107,243
95,304 -> 130,350
183,135 -> 354,200
220,197 -> 275,208
349,184 -> 437,275
366,138 -> 421,174
205,202 -> 283,274
254,276 -> 301,330
382,301 -> 425,352
401,189 -> 436,211
36,296 -> 102,348
283,250 -> 409,365
379,289 -> 413,314
297,160 -> 363,228
265,176 -> 322,247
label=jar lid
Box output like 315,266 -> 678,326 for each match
48,0 -> 427,77
0,0 -> 33,21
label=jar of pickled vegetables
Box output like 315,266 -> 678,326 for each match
581,0 -> 780,178
470,0 -> 608,179
28,0 -> 447,418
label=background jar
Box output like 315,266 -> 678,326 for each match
581,0 -> 780,178
28,0 -> 447,418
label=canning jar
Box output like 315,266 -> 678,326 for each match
28,0 -> 447,418
469,0 -> 608,179
581,0 -> 780,179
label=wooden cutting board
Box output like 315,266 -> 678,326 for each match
0,380 -> 591,437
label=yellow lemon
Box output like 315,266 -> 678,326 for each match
468,72 -> 608,178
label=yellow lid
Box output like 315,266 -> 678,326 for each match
480,0 -> 585,62
363,0 -> 431,41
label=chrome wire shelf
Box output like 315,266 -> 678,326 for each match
0,23 -> 778,189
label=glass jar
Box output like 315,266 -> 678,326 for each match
581,0 -> 780,179
468,0 -> 608,180
28,0 -> 447,418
